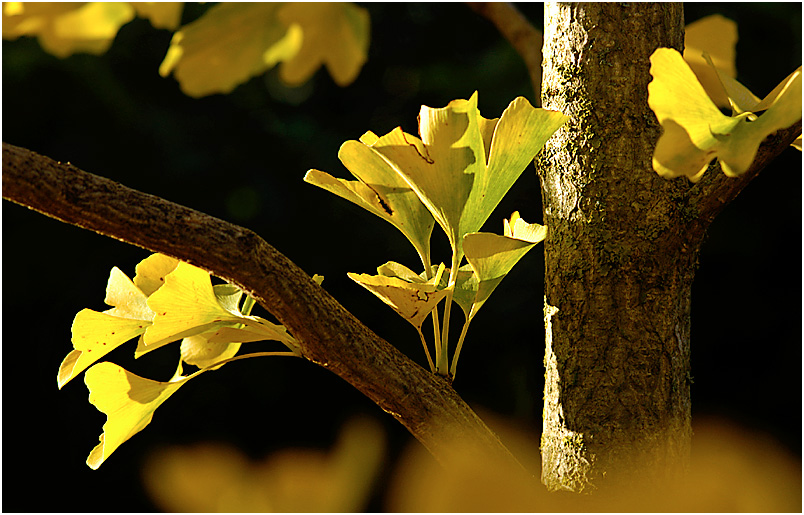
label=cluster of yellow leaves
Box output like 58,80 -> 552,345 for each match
157,2 -> 369,96
306,92 -> 565,376
2,2 -> 369,97
58,253 -> 302,469
649,14 -> 802,181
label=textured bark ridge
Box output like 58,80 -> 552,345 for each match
537,4 -> 800,493
538,3 -> 691,492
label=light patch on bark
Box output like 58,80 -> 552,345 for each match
541,297 -> 594,492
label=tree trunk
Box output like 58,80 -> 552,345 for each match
538,3 -> 690,492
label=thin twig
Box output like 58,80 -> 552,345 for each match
468,2 -> 543,103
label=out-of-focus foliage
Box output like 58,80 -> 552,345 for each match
648,47 -> 801,181
684,14 -> 738,108
142,415 -> 801,512
143,417 -> 386,512
306,92 -> 564,378
129,2 -> 182,30
2,2 -> 369,96
58,253 -> 303,469
276,2 -> 370,87
1,2 -> 135,57
388,416 -> 801,512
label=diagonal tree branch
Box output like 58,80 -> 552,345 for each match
2,141 -> 525,474
685,122 -> 802,244
468,2 -> 543,104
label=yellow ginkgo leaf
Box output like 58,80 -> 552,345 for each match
143,261 -> 253,349
463,213 -> 546,321
133,253 -> 179,297
3,2 -> 135,58
180,334 -> 241,369
363,93 -> 565,263
276,2 -> 370,86
158,2 -> 302,97
85,361 -> 205,469
306,130 -> 437,270
684,14 -> 738,108
58,267 -> 154,389
347,273 -> 448,330
130,2 -> 183,30
648,48 -> 802,181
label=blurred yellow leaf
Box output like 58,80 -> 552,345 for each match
277,2 -> 370,86
702,54 -> 803,152
85,361 -> 202,469
143,417 -> 385,512
2,2 -> 134,57
684,14 -> 738,108
130,2 -> 182,30
648,48 -> 801,181
58,266 -> 154,389
158,2 -> 301,97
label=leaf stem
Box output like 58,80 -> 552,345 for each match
449,316 -> 473,379
420,254 -> 442,371
416,327 -> 436,373
436,253 -> 460,377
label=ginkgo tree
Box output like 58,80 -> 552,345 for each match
2,2 -> 801,510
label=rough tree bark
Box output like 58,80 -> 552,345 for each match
537,2 -> 800,493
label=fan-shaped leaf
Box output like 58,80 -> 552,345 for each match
649,48 -> 802,181
277,2 -> 370,86
58,267 -> 154,389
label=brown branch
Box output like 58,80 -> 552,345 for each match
468,2 -> 543,104
686,121 -> 802,244
2,142 -> 525,474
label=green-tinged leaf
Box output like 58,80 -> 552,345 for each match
360,92 -> 565,261
85,362 -> 204,469
368,93 -> 484,259
347,273 -> 448,329
58,267 -> 154,389
143,262 -> 251,349
277,2 -> 370,86
648,48 -> 802,181
2,2 -> 135,58
417,263 -> 477,319
684,14 -> 738,108
305,136 -> 435,268
378,261 -> 427,283
158,3 -> 301,97
460,97 -> 567,242
450,264 -> 480,320
130,2 -> 183,30
463,213 -> 547,320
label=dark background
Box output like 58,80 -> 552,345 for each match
3,3 -> 801,511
